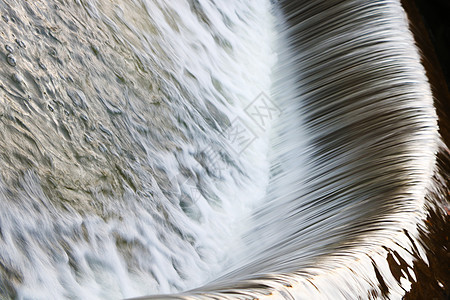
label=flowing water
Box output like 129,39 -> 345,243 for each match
0,0 -> 447,299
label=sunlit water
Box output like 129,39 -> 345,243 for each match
0,0 -> 446,299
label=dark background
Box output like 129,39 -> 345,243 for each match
415,0 -> 450,87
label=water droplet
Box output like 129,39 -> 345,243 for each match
84,134 -> 93,143
67,89 -> 87,108
12,73 -> 24,84
99,123 -> 112,136
38,61 -> 47,71
6,53 -> 16,66
5,44 -> 13,53
91,44 -> 100,56
15,39 -> 25,48
98,143 -> 107,153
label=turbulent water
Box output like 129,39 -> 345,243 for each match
0,0 -> 447,299
0,0 -> 276,298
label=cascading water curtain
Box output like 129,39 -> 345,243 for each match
138,0 -> 447,299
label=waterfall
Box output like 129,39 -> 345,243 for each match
0,0 -> 447,299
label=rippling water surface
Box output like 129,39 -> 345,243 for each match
0,0 -> 448,299
0,0 -> 275,298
